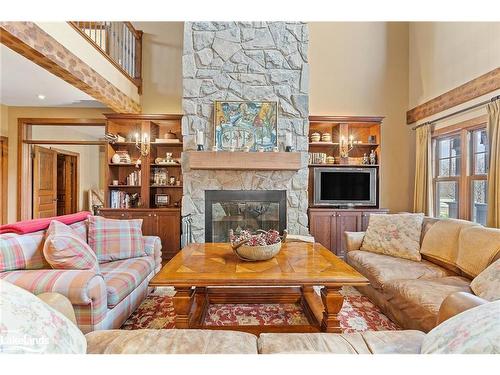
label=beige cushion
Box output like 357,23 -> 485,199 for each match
258,331 -> 425,354
420,219 -> 478,271
346,250 -> 452,290
0,280 -> 86,354
385,277 -> 471,332
360,213 -> 424,261
470,259 -> 500,301
456,226 -> 500,277
421,300 -> 500,354
85,329 -> 258,354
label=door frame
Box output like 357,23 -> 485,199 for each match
0,136 -> 8,224
18,118 -> 106,221
54,148 -> 80,214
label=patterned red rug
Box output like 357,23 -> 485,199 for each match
122,286 -> 399,333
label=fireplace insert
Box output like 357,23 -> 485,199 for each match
205,190 -> 286,243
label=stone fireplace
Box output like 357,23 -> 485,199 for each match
181,22 -> 310,242
205,190 -> 287,242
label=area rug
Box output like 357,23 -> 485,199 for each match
121,286 -> 399,333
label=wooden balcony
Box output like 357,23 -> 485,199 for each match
69,22 -> 143,93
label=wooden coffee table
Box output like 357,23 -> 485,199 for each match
149,242 -> 369,334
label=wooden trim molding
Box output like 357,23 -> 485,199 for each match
432,115 -> 488,137
0,22 -> 141,113
17,118 -> 106,220
407,68 -> 500,124
309,116 -> 384,124
104,113 -> 182,120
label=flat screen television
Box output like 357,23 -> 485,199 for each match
313,167 -> 377,207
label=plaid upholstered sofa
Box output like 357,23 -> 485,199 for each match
0,217 -> 162,333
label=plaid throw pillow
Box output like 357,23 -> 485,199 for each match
88,216 -> 145,262
43,220 -> 100,273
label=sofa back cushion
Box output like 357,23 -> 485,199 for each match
360,213 -> 424,261
43,221 -> 100,273
420,300 -> 500,354
0,232 -> 49,272
420,219 -> 479,273
470,259 -> 500,301
456,226 -> 500,278
0,279 -> 87,354
88,216 -> 146,262
68,220 -> 88,242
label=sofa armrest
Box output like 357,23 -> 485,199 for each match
0,269 -> 106,306
344,231 -> 365,252
437,292 -> 489,325
37,292 -> 77,325
144,235 -> 162,259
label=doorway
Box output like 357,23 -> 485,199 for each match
0,136 -> 7,224
56,149 -> 79,216
32,145 -> 80,218
18,119 -> 106,221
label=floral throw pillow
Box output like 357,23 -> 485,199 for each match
43,220 -> 100,273
360,213 -> 424,261
0,280 -> 86,354
421,300 -> 500,354
88,216 -> 145,262
470,259 -> 500,301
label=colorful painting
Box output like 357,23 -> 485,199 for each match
214,101 -> 278,151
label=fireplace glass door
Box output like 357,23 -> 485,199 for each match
205,190 -> 286,243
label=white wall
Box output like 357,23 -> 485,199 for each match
409,22 -> 500,109
309,22 -> 414,212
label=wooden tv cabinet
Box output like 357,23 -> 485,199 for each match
308,208 -> 389,258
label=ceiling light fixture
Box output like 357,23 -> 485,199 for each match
37,94 -> 46,100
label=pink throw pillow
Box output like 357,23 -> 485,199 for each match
88,216 -> 145,262
43,220 -> 99,273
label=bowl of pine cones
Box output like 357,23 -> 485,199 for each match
229,229 -> 287,261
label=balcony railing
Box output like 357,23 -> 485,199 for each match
69,22 -> 142,92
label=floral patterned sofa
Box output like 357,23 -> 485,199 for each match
344,217 -> 500,332
0,216 -> 162,333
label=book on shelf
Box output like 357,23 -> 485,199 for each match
110,190 -> 140,209
125,170 -> 141,186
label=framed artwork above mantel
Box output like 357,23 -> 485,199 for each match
213,100 -> 278,151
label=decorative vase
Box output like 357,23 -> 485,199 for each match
111,152 -> 121,164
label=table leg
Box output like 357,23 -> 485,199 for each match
173,287 -> 193,329
320,286 -> 344,333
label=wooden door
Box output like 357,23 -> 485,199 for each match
309,209 -> 334,252
0,136 -> 7,224
57,154 -> 78,215
32,146 -> 57,218
156,210 -> 181,261
335,211 -> 362,258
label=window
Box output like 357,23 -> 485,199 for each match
470,129 -> 488,225
432,120 -> 488,224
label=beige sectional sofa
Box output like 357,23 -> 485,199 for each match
344,217 -> 500,332
50,290 -> 497,354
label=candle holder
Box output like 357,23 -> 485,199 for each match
340,135 -> 355,158
196,130 -> 204,151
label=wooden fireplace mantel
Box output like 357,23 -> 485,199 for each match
184,151 -> 303,171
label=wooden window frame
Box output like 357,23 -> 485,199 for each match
431,115 -> 488,222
